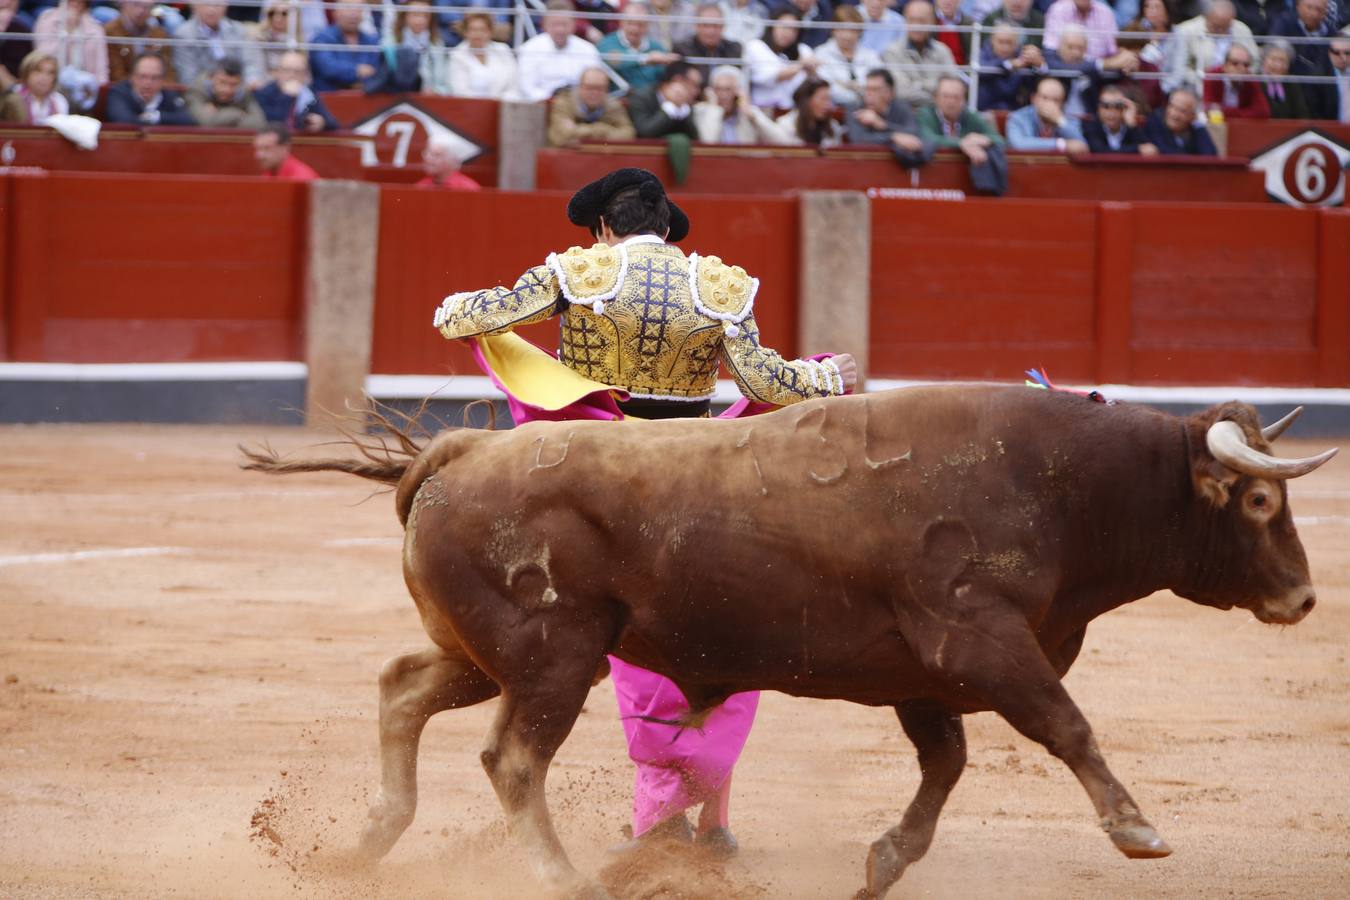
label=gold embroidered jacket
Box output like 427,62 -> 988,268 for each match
433,237 -> 844,405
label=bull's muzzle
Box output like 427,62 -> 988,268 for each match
1250,587 -> 1317,625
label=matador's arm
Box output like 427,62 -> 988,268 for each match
433,264 -> 565,340
721,313 -> 844,406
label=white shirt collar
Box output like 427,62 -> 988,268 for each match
621,234 -> 666,247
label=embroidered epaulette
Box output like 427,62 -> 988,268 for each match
546,243 -> 626,313
688,253 -> 758,337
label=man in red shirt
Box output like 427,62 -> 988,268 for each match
415,137 -> 481,191
254,123 -> 319,180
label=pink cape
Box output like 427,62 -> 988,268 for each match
469,337 -> 835,835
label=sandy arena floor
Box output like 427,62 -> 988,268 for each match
2,422 -> 1349,899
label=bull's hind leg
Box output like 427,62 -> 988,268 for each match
940,611 -> 1172,862
857,700 -> 967,900
358,645 -> 500,861
480,660 -> 610,899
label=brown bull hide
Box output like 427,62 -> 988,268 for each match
243,385 -> 1335,899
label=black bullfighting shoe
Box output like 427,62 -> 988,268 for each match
606,813 -> 694,856
694,826 -> 739,859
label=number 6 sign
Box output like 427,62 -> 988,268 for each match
1249,130 -> 1350,208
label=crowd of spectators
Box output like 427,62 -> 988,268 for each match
0,0 -> 1343,163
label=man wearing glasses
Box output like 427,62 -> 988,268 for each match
1332,36 -> 1350,123
1083,84 -> 1157,153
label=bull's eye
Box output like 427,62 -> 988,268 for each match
1252,493 -> 1267,508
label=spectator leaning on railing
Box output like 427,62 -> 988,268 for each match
673,2 -> 743,83
918,74 -> 1005,155
815,4 -> 884,109
106,0 -> 175,84
255,49 -> 340,131
598,1 -> 680,92
1203,41 -> 1271,116
1006,75 -> 1090,150
446,10 -> 518,99
0,0 -> 34,92
692,63 -> 794,142
1142,85 -> 1219,152
846,67 -> 934,163
1118,0 -> 1173,107
516,0 -> 601,102
884,0 -> 960,107
0,50 -> 68,123
1082,82 -> 1158,151
187,56 -> 265,127
981,0 -> 1045,48
174,2 -> 265,91
106,51 -> 195,124
628,59 -> 704,137
247,0 -> 293,75
976,21 -> 1045,109
1258,39 -> 1311,117
745,10 -> 818,108
308,0 -> 381,92
546,64 -> 636,145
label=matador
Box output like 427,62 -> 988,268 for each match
432,167 -> 857,854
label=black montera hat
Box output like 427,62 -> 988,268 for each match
566,167 -> 690,243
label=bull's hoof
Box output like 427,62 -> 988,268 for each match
1108,822 -> 1173,859
355,804 -> 414,863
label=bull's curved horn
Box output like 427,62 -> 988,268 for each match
1261,406 -> 1303,442
1206,420 -> 1338,480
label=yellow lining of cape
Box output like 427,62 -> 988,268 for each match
475,333 -> 622,411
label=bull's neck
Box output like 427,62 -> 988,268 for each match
1053,412 -> 1195,623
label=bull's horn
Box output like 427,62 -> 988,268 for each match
1206,420 -> 1338,480
1261,406 -> 1303,442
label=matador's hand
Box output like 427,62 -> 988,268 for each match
829,353 -> 858,393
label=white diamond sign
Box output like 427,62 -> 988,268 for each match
1248,129 -> 1350,208
351,101 -> 483,169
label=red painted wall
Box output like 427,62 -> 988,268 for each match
868,198 -> 1349,387
2,172 -> 306,362
369,188 -> 799,376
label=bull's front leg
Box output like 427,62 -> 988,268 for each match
856,699 -> 967,900
932,609 -> 1172,861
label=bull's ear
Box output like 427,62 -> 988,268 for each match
1193,457 -> 1240,507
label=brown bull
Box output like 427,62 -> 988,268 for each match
244,385 -> 1336,899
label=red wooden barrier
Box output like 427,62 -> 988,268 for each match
369,187 -> 799,376
0,124 -> 367,179
537,145 -> 1267,202
869,196 -> 1100,381
2,172 -> 306,362
870,197 -> 1327,386
1224,120 -> 1350,159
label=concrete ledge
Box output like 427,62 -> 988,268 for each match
0,363 -> 306,424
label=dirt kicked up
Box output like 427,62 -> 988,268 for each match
2,423 -> 1349,899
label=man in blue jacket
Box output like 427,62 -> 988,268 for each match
256,50 -> 341,131
1006,76 -> 1088,152
1142,87 -> 1218,155
106,53 -> 196,126
309,0 -> 381,92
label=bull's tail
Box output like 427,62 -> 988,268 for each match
239,398 -> 481,489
